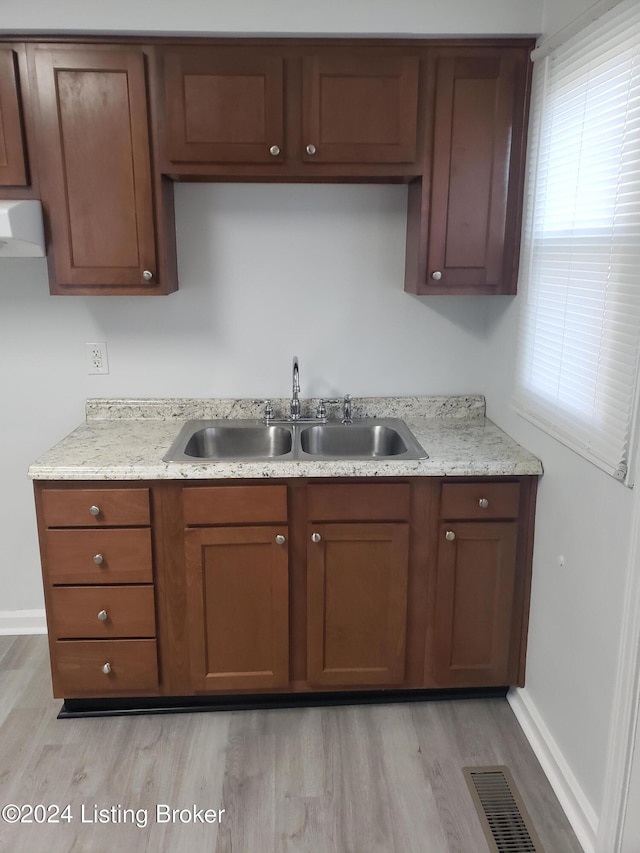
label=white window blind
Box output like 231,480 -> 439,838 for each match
514,0 -> 640,483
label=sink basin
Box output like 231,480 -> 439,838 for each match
163,417 -> 427,462
163,420 -> 294,461
300,423 -> 407,457
299,419 -> 427,459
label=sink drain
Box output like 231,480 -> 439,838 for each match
463,766 -> 544,852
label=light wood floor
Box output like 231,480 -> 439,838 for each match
0,635 -> 583,853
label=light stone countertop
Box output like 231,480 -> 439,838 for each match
27,396 -> 543,480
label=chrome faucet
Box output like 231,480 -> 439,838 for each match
290,355 -> 301,420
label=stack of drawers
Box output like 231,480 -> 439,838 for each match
39,487 -> 158,698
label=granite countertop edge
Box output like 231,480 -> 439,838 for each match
28,395 -> 544,481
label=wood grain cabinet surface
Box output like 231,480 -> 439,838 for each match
0,46 -> 29,187
2,35 -> 532,296
35,483 -> 159,698
405,47 -> 531,295
306,522 -> 409,687
185,525 -> 290,692
159,44 -> 422,178
432,479 -> 534,687
28,44 -> 177,295
34,474 -> 537,704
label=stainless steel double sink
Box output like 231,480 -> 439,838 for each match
163,418 -> 428,462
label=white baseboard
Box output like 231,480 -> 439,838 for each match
0,609 -> 47,635
508,686 -> 599,853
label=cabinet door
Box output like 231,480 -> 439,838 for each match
31,46 -> 159,293
185,526 -> 289,692
0,47 -> 28,186
408,48 -> 529,295
307,523 -> 409,687
162,47 -> 284,165
434,521 -> 518,686
428,50 -> 526,292
302,53 -> 419,164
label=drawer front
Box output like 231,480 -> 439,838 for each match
45,528 -> 153,585
41,488 -> 150,528
440,482 -> 520,520
49,586 -> 156,639
183,485 -> 287,525
307,484 -> 411,521
53,639 -> 158,695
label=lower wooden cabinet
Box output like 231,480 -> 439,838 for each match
306,522 -> 409,687
34,476 -> 537,703
433,521 -> 518,686
185,525 -> 289,692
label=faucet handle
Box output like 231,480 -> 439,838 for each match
315,398 -> 341,419
252,399 -> 274,421
342,394 -> 353,424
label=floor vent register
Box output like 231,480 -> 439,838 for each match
463,766 -> 545,853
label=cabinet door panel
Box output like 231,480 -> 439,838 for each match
32,46 -> 157,291
434,521 -> 518,686
307,523 -> 409,687
427,51 -> 522,292
0,47 -> 28,186
186,526 -> 289,691
163,48 -> 284,164
303,54 -> 419,164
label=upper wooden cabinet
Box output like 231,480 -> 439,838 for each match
1,36 -> 532,296
29,44 -> 177,295
405,47 -> 531,295
162,48 -> 285,165
0,46 -> 29,188
159,44 -> 422,178
301,53 -> 419,165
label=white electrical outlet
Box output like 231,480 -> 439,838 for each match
86,342 -> 109,375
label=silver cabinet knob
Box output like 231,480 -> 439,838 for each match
431,271 -> 442,281
445,530 -> 456,542
102,662 -> 111,674
89,505 -> 100,517
97,609 -> 108,622
478,497 -> 489,509
269,145 -> 280,156
92,553 -> 104,565
275,534 -> 286,545
306,144 -> 317,155
311,532 -> 322,543
142,270 -> 153,281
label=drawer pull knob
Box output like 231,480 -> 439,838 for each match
142,269 -> 153,281
89,505 -> 101,517
275,534 -> 286,545
102,662 -> 111,674
311,532 -> 322,543
97,609 -> 108,622
445,530 -> 456,542
478,497 -> 489,509
92,553 -> 104,565
269,144 -> 281,156
306,143 -> 317,155
431,270 -> 443,281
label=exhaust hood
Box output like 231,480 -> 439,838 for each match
0,200 -> 46,258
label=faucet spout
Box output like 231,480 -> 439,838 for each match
290,356 -> 301,420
